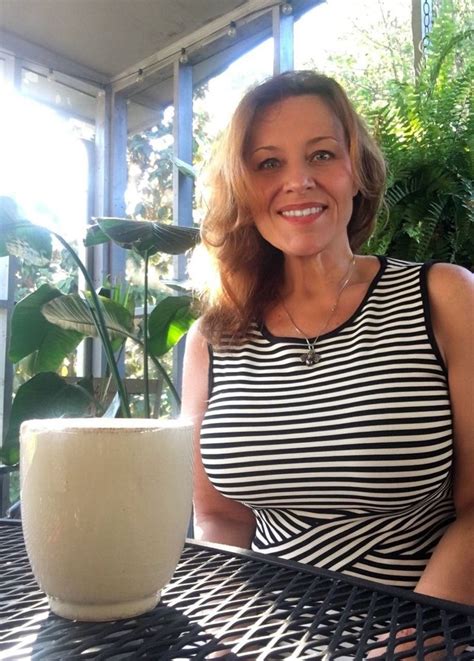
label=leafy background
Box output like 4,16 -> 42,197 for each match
3,0 -> 472,476
304,0 -> 473,267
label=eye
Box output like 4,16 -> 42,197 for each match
309,150 -> 332,162
257,157 -> 280,170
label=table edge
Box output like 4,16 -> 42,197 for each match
185,536 -> 474,616
2,520 -> 471,618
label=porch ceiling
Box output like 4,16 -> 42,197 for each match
0,0 -> 256,79
0,0 -> 321,131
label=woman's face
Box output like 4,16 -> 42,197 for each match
246,94 -> 358,258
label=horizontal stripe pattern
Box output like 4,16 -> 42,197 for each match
201,257 -> 455,587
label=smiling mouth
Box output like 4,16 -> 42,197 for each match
280,206 -> 325,218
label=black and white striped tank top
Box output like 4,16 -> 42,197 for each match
200,257 -> 455,588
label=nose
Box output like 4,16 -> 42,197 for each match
282,162 -> 316,193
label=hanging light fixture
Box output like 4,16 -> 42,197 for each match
281,2 -> 293,15
135,68 -> 144,83
179,48 -> 189,64
227,21 -> 237,38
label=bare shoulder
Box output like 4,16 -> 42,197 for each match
426,263 -> 474,364
427,262 -> 474,296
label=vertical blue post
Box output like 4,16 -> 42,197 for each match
89,86 -> 127,378
173,59 -> 193,400
90,87 -> 112,378
273,4 -> 294,74
109,92 -> 128,283
173,60 -> 194,269
92,87 -> 112,292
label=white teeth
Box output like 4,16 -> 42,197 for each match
280,206 -> 323,217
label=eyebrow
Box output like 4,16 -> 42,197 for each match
251,135 -> 339,156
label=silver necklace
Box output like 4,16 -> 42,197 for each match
281,256 -> 356,366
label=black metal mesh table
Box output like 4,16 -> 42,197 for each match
0,520 -> 473,659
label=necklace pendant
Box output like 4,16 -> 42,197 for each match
301,348 -> 321,366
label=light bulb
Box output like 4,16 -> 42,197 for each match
136,68 -> 144,83
281,2 -> 293,15
179,48 -> 189,65
227,21 -> 237,38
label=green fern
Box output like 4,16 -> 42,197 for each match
361,1 -> 473,268
415,200 -> 444,261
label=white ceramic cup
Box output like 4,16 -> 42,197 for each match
20,417 -> 194,621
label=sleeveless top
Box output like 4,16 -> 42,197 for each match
200,257 -> 455,588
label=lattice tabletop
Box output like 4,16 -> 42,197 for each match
0,520 -> 473,659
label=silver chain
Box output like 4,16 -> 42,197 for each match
281,256 -> 356,366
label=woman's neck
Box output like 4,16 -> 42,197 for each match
282,250 -> 355,302
264,254 -> 380,339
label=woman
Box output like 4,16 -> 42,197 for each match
182,71 -> 474,608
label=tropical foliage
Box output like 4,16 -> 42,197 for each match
126,84 -> 209,298
305,0 -> 473,267
364,2 -> 473,266
3,1 -> 472,466
0,198 -> 199,464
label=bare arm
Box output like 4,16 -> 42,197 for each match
414,263 -> 474,604
181,322 -> 256,548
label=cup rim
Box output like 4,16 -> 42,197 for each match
20,417 -> 194,434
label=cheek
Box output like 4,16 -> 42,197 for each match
248,175 -> 279,214
252,210 -> 281,245
331,171 -> 358,204
342,162 -> 358,197
253,214 -> 274,239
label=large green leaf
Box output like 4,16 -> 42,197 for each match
83,223 -> 109,247
8,284 -> 84,372
1,373 -> 92,465
84,218 -> 199,256
0,197 -> 52,265
41,293 -> 134,344
0,220 -> 52,266
148,296 -> 197,357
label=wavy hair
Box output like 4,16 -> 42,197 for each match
196,70 -> 386,344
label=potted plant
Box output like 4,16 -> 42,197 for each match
0,196 -> 200,466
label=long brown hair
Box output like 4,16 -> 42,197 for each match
196,70 -> 386,344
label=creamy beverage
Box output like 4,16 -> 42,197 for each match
20,418 -> 193,621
